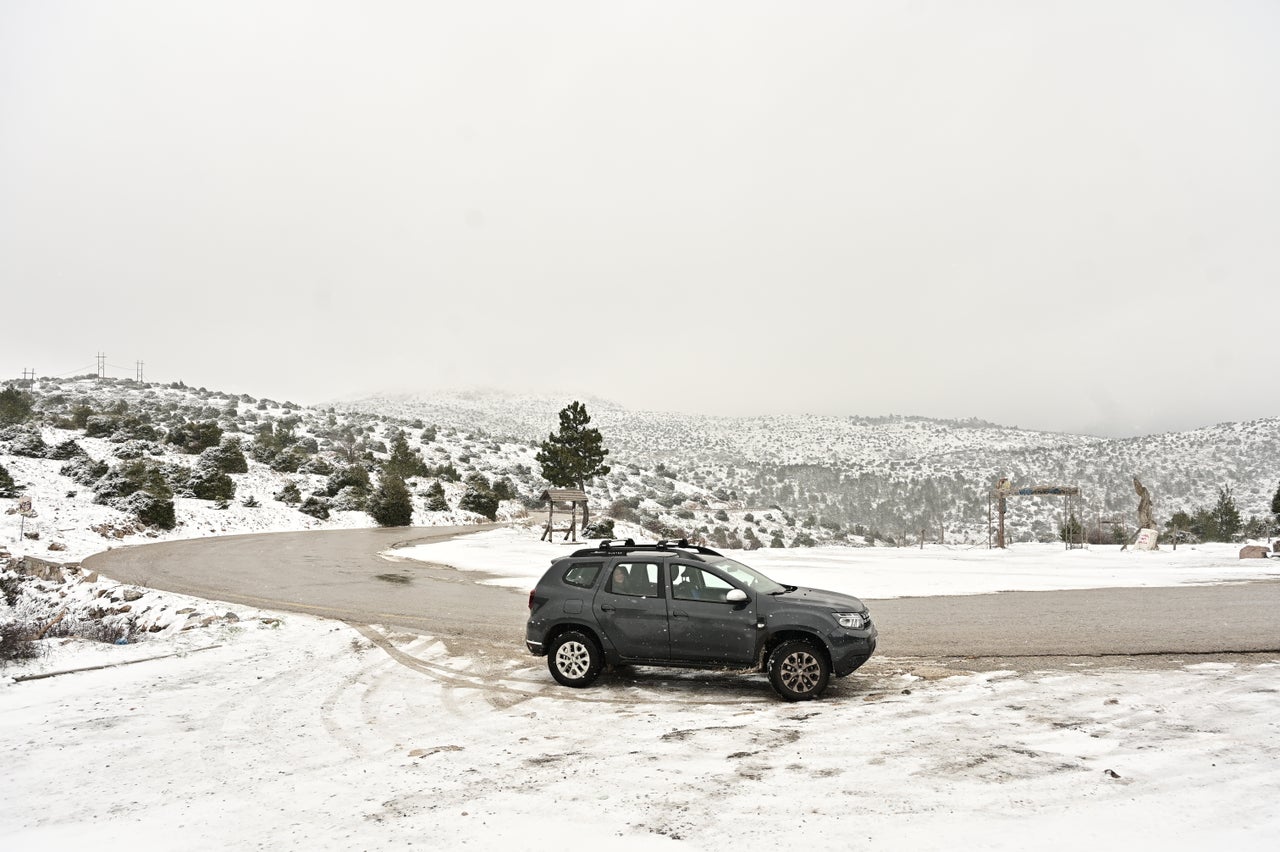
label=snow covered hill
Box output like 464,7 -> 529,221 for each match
346,390 -> 1280,545
2,378 -> 1276,567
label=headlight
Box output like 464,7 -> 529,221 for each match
833,612 -> 865,630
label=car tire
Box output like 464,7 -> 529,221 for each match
767,639 -> 830,701
548,630 -> 603,688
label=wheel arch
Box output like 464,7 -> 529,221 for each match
546,621 -> 606,655
762,629 -> 832,671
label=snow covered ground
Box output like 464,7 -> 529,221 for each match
396,527 -> 1280,597
3,534 -> 1278,850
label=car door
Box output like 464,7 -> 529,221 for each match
666,560 -> 758,665
593,560 -> 670,660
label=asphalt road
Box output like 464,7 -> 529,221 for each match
84,527 -> 1280,662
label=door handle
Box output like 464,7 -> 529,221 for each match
671,610 -> 688,619
600,604 -> 615,612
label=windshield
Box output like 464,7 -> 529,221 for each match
706,557 -> 786,595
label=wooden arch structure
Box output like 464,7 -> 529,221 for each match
540,488 -> 588,542
989,478 -> 1083,549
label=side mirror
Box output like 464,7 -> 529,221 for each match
725,588 -> 748,604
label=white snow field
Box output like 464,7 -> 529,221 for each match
3,535 -> 1278,850
397,527 -> 1280,598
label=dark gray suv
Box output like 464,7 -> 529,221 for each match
525,539 -> 877,701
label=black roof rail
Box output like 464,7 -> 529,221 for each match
655,539 -> 724,557
568,539 -> 725,558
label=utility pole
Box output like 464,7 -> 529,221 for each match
96,352 -> 106,380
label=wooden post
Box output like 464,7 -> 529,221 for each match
541,501 -> 555,541
997,496 -> 1007,549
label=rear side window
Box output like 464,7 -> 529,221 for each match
563,561 -> 603,588
606,562 -> 660,597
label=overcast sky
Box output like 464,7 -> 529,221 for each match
2,1 -> 1276,437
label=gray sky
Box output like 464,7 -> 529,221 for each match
2,1 -> 1276,437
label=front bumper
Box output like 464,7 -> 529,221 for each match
828,622 -> 878,677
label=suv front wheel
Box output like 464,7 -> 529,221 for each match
548,630 -> 604,688
767,639 -> 830,701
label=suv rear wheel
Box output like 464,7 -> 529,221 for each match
548,630 -> 603,688
767,639 -> 830,701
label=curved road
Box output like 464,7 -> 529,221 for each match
85,527 -> 1280,663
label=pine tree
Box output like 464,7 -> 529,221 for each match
424,480 -> 449,512
1271,480 -> 1280,526
459,481 -> 499,520
1212,485 -> 1242,542
491,476 -> 516,501
369,474 -> 414,527
535,402 -> 610,530
1059,512 -> 1084,543
383,430 -> 427,480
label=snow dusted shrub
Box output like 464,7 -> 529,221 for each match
458,483 -> 498,520
113,439 -> 158,460
186,462 -> 235,502
199,438 -> 249,474
0,463 -> 16,498
608,499 -> 640,523
582,519 -> 614,539
298,495 -> 330,520
83,414 -> 116,438
325,464 -> 371,497
0,616 -> 41,664
491,476 -> 517,501
46,438 -> 87,461
330,484 -> 368,512
0,386 -> 35,426
298,455 -> 333,476
60,455 -> 108,487
52,613 -> 138,645
166,420 -> 223,454
274,481 -> 302,505
92,460 -> 177,529
4,427 -> 47,458
115,490 -> 177,529
0,571 -> 27,608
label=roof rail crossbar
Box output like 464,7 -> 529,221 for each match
566,539 -> 726,559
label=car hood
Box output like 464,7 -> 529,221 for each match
780,586 -> 869,612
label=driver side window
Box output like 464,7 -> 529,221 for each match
670,564 -> 735,602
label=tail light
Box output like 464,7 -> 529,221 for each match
528,590 -> 535,610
